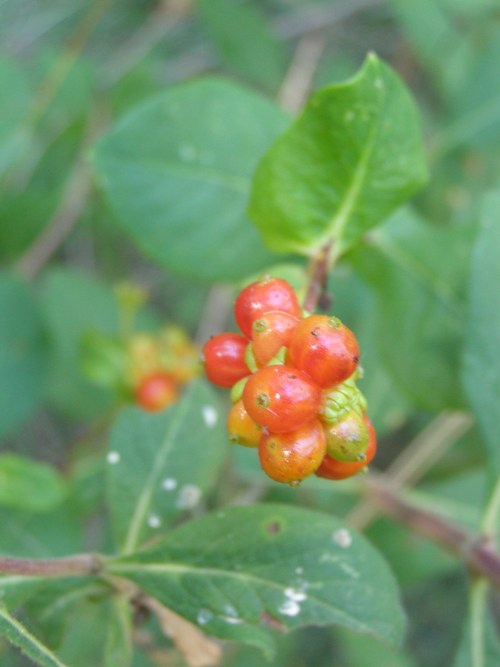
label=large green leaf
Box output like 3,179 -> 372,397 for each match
351,208 -> 473,412
91,78 -> 289,282
0,273 -> 46,438
463,192 -> 500,472
107,504 -> 405,656
0,606 -> 69,667
248,54 -> 428,258
107,379 -> 227,554
0,454 -> 66,512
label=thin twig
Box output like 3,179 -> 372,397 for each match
15,159 -> 91,280
278,34 -> 327,113
347,411 -> 473,529
0,553 -> 104,578
362,473 -> 500,589
303,241 -> 333,312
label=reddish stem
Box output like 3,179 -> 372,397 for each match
303,242 -> 333,312
0,553 -> 103,578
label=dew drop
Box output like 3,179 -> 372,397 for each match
279,599 -> 301,617
197,608 -> 213,625
202,405 -> 218,428
162,477 -> 177,491
107,451 -> 120,464
332,528 -> 352,548
295,566 -> 304,575
176,484 -> 202,509
148,514 -> 161,529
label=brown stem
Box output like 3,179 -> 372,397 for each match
0,553 -> 104,578
362,473 -> 500,589
303,241 -> 333,312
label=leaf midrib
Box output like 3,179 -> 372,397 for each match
108,561 -> 382,638
122,390 -> 193,555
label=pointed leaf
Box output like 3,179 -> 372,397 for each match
0,606 -> 69,667
248,53 -> 428,258
107,504 -> 405,656
107,380 -> 227,554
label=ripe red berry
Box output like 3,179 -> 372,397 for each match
234,277 -> 302,338
202,333 -> 249,388
251,311 -> 300,366
288,314 -> 359,388
242,365 -> 321,433
259,418 -> 327,483
135,372 -> 178,412
315,415 -> 376,480
226,400 -> 261,448
324,409 -> 369,462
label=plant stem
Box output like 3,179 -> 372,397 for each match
0,553 -> 104,578
303,241 -> 333,312
362,473 -> 500,589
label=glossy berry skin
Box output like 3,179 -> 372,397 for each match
251,311 -> 300,366
226,400 -> 261,448
135,372 -> 178,412
324,409 -> 369,462
202,333 -> 249,388
315,415 -> 376,480
288,314 -> 359,388
242,365 -> 321,433
234,278 -> 302,338
259,419 -> 326,483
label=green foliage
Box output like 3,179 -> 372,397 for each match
107,380 -> 227,554
248,54 -> 428,258
463,192 -> 500,472
0,455 -> 66,512
0,273 -> 46,437
0,606 -> 68,667
108,504 -> 405,656
92,78 -> 289,282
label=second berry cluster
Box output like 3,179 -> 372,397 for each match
202,277 -> 376,485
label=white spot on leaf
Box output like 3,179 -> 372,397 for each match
107,451 -> 120,464
197,609 -> 213,625
295,566 -> 304,575
284,587 -> 307,602
176,484 -> 202,509
332,528 -> 352,548
279,599 -> 301,617
148,514 -> 161,529
202,405 -> 218,428
161,477 -> 177,491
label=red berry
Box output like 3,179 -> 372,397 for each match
202,333 -> 249,388
135,372 -> 178,412
288,314 -> 359,388
242,365 -> 321,433
226,400 -> 261,448
234,278 -> 301,338
259,419 -> 327,483
251,311 -> 300,366
315,415 -> 376,480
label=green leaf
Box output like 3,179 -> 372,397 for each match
248,53 -> 428,258
0,606 -> 69,667
197,0 -> 287,91
91,78 -> 289,282
0,454 -> 66,512
107,504 -> 406,656
351,208 -> 473,412
107,379 -> 227,554
0,58 -> 31,177
0,273 -> 46,438
39,268 -> 121,419
463,192 -> 500,472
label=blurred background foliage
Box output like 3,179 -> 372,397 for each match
1,0 -> 500,665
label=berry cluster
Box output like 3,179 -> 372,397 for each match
202,277 -> 376,485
